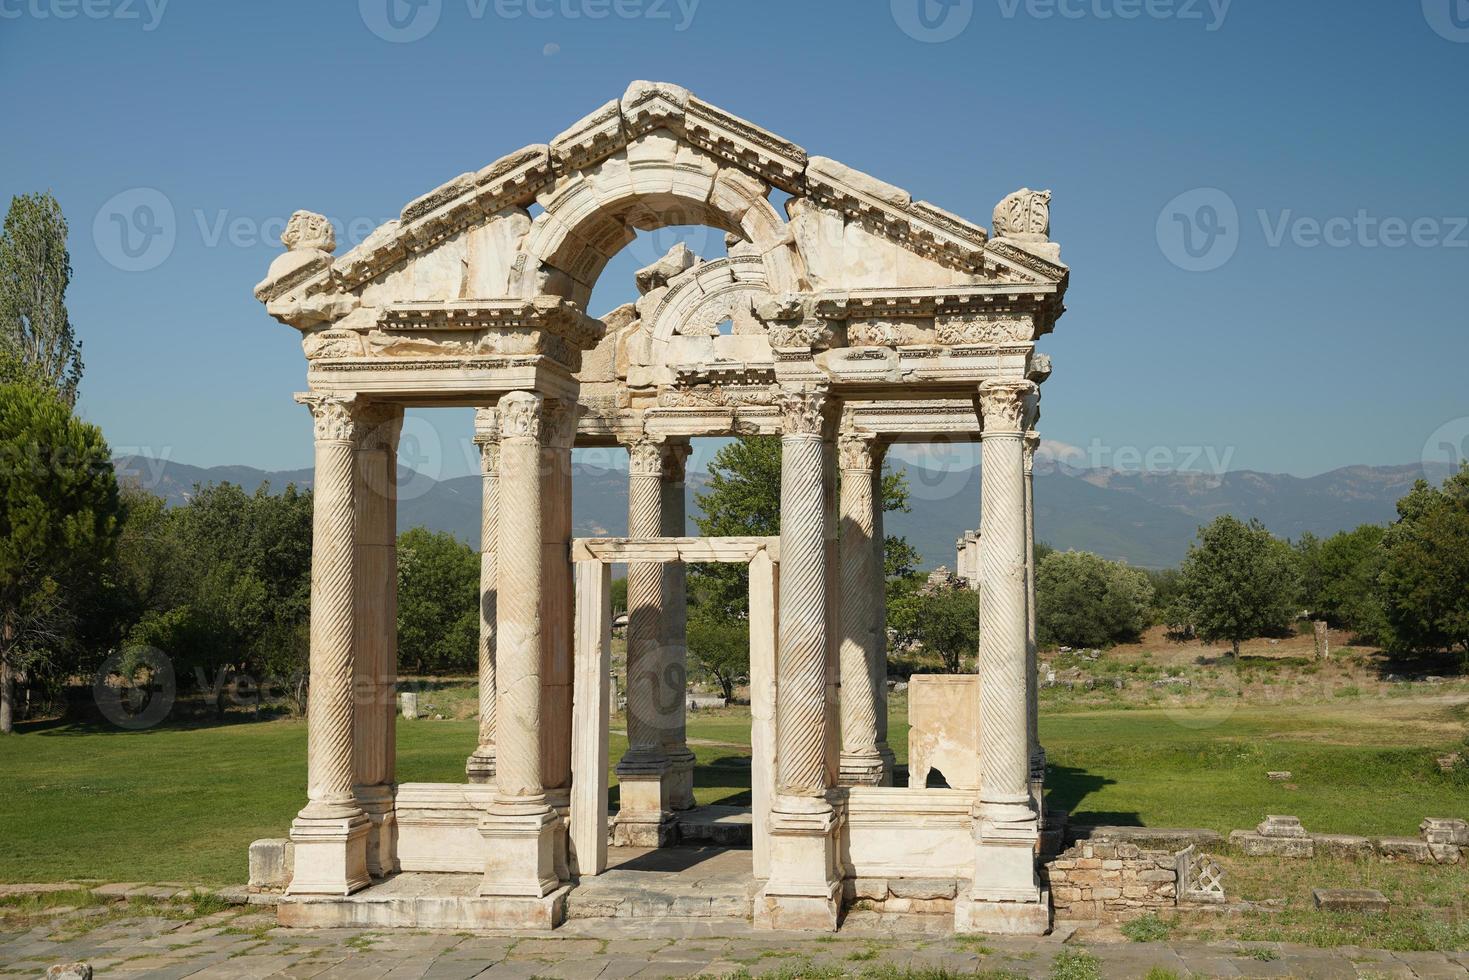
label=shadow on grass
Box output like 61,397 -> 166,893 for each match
1043,763 -> 1139,825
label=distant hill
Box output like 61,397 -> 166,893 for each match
113,456 -> 1455,570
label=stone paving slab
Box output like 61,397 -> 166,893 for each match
1,904 -> 1468,979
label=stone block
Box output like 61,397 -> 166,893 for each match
1421,817 -> 1469,846
399,692 -> 418,719
888,877 -> 958,900
1311,834 -> 1375,859
1257,814 -> 1307,838
1230,830 -> 1313,858
1376,837 -> 1434,862
1312,888 -> 1389,912
249,838 -> 294,892
45,966 -> 91,980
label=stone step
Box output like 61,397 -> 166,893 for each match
565,886 -> 755,920
675,806 -> 753,847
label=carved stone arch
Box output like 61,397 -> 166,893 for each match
512,132 -> 798,309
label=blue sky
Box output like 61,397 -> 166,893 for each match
2,0 -> 1466,481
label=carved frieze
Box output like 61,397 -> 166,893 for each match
935,316 -> 1033,346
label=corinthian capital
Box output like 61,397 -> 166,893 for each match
838,431 -> 876,473
295,391 -> 360,443
541,399 -> 579,450
1023,431 -> 1041,474
473,406 -> 499,446
625,437 -> 665,478
776,384 -> 828,437
497,391 -> 543,443
977,379 -> 1038,434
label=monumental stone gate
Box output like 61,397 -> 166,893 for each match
253,81 -> 1068,934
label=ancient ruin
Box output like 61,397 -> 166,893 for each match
252,82 -> 1068,934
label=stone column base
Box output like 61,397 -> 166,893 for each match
838,751 -> 886,787
355,785 -> 399,879
287,811 -> 371,896
464,748 -> 496,784
876,744 -> 897,787
665,749 -> 696,812
953,890 -> 1052,935
612,769 -> 675,846
754,796 -> 843,932
477,805 -> 561,899
467,886 -> 571,931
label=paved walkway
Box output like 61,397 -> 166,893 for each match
3,904 -> 1468,979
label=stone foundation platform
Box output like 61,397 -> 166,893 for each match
277,874 -> 570,931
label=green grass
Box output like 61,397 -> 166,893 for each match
1,691 -> 1463,884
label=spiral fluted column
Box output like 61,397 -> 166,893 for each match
837,429 -> 883,787
957,378 -> 1044,925
478,391 -> 560,901
759,384 -> 842,932
613,435 -> 674,846
871,448 -> 895,784
660,440 -> 695,811
466,408 -> 500,784
288,392 -> 370,896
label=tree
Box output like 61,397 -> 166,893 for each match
1315,524 -> 1388,642
890,585 -> 979,673
396,527 -> 478,674
0,381 -> 119,732
1377,466 -> 1469,661
687,609 -> 747,701
1035,551 -> 1154,649
1175,515 -> 1301,658
0,193 -> 83,404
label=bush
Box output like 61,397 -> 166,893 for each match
1036,551 -> 1154,649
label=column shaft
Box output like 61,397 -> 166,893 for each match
1024,430 -> 1043,798
660,441 -> 695,811
837,431 -> 882,786
775,390 -> 832,799
871,453 -> 894,784
467,409 -> 500,782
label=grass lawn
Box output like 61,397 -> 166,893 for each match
1,691 -> 1463,886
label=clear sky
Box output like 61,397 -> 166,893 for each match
2,0 -> 1466,482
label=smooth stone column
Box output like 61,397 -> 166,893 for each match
466,408 -> 499,784
956,379 -> 1047,935
288,392 -> 370,896
757,385 -> 841,932
871,448 -> 895,785
837,430 -> 883,787
353,403 -> 402,880
613,436 -> 673,847
477,392 -> 564,927
570,560 -> 611,877
660,440 -> 696,812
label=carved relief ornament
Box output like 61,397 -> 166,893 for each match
776,385 -> 828,437
977,380 -> 1038,434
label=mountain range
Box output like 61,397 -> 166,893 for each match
112,456 -> 1455,570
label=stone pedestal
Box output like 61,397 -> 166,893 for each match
755,796 -> 844,931
287,812 -> 372,897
